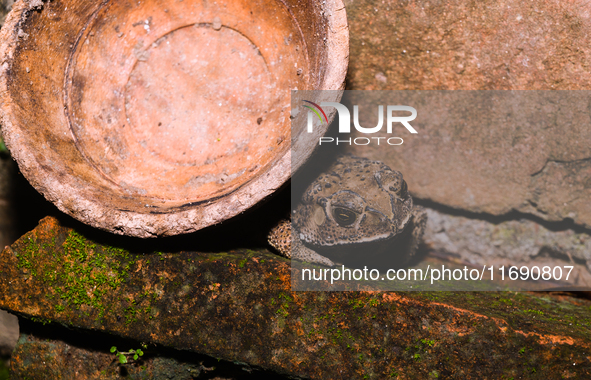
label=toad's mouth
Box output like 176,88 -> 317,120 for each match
302,230 -> 416,269
300,230 -> 396,247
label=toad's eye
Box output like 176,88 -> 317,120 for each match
332,207 -> 357,227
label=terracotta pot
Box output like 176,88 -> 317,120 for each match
0,0 -> 348,237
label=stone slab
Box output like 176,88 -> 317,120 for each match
422,207 -> 591,288
345,0 -> 591,230
0,217 -> 590,379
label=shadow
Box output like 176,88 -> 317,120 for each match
415,197 -> 591,235
17,317 -> 295,379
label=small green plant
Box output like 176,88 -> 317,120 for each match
110,346 -> 144,364
420,338 -> 435,347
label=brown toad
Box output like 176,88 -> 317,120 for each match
268,155 -> 427,267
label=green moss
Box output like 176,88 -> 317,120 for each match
275,292 -> 292,317
522,309 -> 544,315
124,305 -> 138,325
29,317 -> 52,325
16,229 -> 142,323
420,339 -> 435,347
297,294 -> 397,378
15,236 -> 39,274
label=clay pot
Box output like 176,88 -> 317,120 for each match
0,0 -> 348,237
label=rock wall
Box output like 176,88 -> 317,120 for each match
342,0 -> 591,270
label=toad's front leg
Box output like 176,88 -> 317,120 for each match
268,219 -> 336,267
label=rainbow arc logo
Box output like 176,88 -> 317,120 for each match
302,100 -> 328,124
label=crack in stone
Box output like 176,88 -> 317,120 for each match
530,156 -> 591,177
415,197 -> 591,235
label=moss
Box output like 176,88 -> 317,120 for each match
238,258 -> 248,268
275,293 -> 290,317
15,236 -> 39,273
294,294 -> 402,378
29,316 -> 52,325
14,229 -> 141,323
